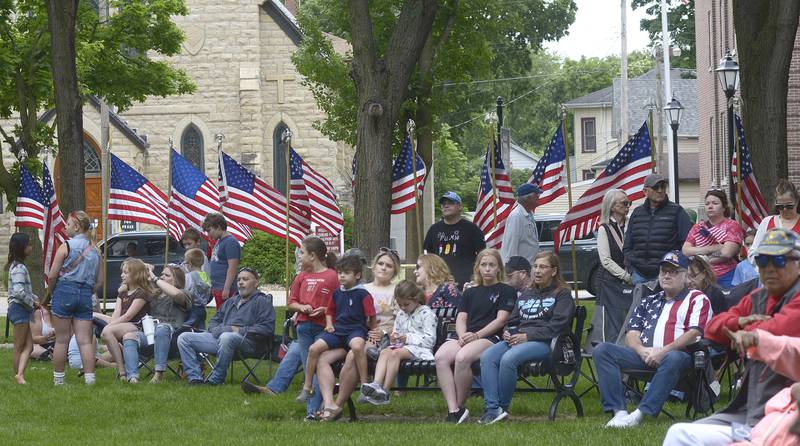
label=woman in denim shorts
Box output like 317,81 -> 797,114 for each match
6,232 -> 39,384
46,211 -> 101,385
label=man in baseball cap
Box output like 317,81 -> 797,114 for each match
504,256 -> 532,292
500,183 -> 543,264
423,191 -> 485,287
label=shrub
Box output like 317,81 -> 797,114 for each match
241,230 -> 294,285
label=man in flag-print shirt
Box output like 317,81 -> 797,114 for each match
593,250 -> 713,429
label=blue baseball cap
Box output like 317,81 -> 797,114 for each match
517,183 -> 543,197
439,191 -> 462,204
660,250 -> 689,269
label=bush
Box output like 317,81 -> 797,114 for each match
241,230 -> 294,285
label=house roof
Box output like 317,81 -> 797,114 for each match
613,68 -> 698,137
563,85 -> 613,108
262,1 -> 352,54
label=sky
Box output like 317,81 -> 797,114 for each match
545,0 -> 653,60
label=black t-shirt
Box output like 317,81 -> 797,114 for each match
423,218 -> 486,286
457,282 -> 517,335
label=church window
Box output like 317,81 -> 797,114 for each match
181,124 -> 204,172
83,140 -> 101,174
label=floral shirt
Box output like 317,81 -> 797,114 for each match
426,282 -> 461,309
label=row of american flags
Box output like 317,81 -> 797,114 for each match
14,139 -> 428,277
474,114 -> 768,252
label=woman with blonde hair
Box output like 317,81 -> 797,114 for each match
415,253 -> 461,308
434,248 -> 516,423
47,210 -> 102,385
752,179 -> 800,253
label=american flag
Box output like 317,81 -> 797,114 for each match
218,151 -> 308,247
108,153 -> 170,229
390,136 -> 427,214
351,156 -> 356,193
555,121 -> 653,250
731,114 -> 769,231
528,123 -> 566,206
15,163 -> 46,229
169,149 -> 251,246
473,140 -> 514,249
41,164 -> 68,282
290,148 -> 344,234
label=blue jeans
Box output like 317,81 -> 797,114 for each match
123,324 -> 176,378
593,342 -> 692,416
177,331 -> 256,384
267,322 -> 323,416
631,270 -> 656,285
51,281 -> 94,320
480,340 -> 551,411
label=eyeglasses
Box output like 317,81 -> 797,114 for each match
775,204 -> 796,211
754,255 -> 799,268
659,268 -> 685,277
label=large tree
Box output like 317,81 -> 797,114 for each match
733,0 -> 800,204
632,0 -> 695,69
0,0 -> 194,295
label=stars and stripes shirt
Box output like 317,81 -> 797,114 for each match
627,288 -> 713,348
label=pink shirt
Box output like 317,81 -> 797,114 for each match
686,218 -> 744,278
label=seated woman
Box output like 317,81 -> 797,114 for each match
93,258 -> 155,382
687,255 -> 727,315
682,190 -> 744,288
478,252 -> 575,424
30,305 -> 55,360
121,264 -> 191,383
435,248 -> 516,424
415,253 -> 461,309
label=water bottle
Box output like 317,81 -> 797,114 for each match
693,350 -> 706,370
141,314 -> 159,345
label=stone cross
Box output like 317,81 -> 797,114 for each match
265,64 -> 295,104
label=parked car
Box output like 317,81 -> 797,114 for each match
97,231 -> 207,301
535,214 -> 601,296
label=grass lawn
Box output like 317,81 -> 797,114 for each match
0,303 -> 683,445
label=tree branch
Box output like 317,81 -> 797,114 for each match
348,0 -> 378,88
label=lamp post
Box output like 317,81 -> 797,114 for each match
716,52 -> 740,204
664,97 -> 683,204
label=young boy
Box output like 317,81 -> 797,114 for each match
182,248 -> 212,329
180,228 -> 209,274
296,255 -> 376,403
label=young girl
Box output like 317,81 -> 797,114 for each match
7,233 -> 38,384
360,280 -> 436,405
95,258 -> 155,382
434,248 -> 516,424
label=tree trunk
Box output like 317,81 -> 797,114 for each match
349,0 -> 438,259
47,0 -> 84,215
20,227 -> 45,300
733,0 -> 800,205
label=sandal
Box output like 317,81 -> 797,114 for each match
318,407 -> 343,422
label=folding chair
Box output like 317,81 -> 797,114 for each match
228,333 -> 275,385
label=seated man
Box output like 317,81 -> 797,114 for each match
663,227 -> 800,445
594,250 -> 713,428
504,256 -> 532,294
178,267 -> 275,385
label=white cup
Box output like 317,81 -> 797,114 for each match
141,314 -> 159,345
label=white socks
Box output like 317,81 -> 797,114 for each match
53,371 -> 66,386
84,372 -> 96,385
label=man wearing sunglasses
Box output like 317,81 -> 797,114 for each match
624,174 -> 693,284
423,191 -> 486,287
664,227 -> 800,445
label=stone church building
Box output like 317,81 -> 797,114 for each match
1,0 -> 352,247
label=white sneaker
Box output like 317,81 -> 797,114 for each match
615,409 -> 644,428
604,410 -> 629,428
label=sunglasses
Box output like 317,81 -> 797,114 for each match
238,267 -> 261,279
379,247 -> 400,258
618,200 -> 632,207
754,255 -> 799,268
775,204 -> 796,211
649,183 -> 667,192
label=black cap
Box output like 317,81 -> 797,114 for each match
505,256 -> 531,274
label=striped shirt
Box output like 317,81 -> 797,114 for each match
628,288 -> 713,348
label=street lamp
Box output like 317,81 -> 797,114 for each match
664,97 -> 683,204
716,52 -> 740,203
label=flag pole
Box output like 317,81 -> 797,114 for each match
486,112 -> 498,227
407,119 -> 422,254
561,106 -> 579,303
101,135 -> 112,312
733,101 -> 743,224
164,141 -> 174,268
282,127 -> 293,303
648,109 -> 656,172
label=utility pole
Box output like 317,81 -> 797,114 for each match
620,0 -> 629,144
660,0 -> 676,198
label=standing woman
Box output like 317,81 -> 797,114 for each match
434,248 -> 516,423
682,190 -> 744,288
415,253 -> 461,309
752,179 -> 800,253
47,211 -> 102,385
7,233 -> 39,384
589,189 -> 632,348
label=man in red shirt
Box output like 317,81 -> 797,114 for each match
664,227 -> 800,445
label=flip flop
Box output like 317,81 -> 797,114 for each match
318,407 -> 343,422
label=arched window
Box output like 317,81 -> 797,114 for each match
83,139 -> 101,176
181,124 -> 204,172
273,122 -> 288,195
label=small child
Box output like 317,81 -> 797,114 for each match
359,280 -> 437,405
296,255 -> 376,403
182,248 -> 212,329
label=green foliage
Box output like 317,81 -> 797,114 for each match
342,205 -> 354,250
632,0 -> 696,69
241,230 -> 294,285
